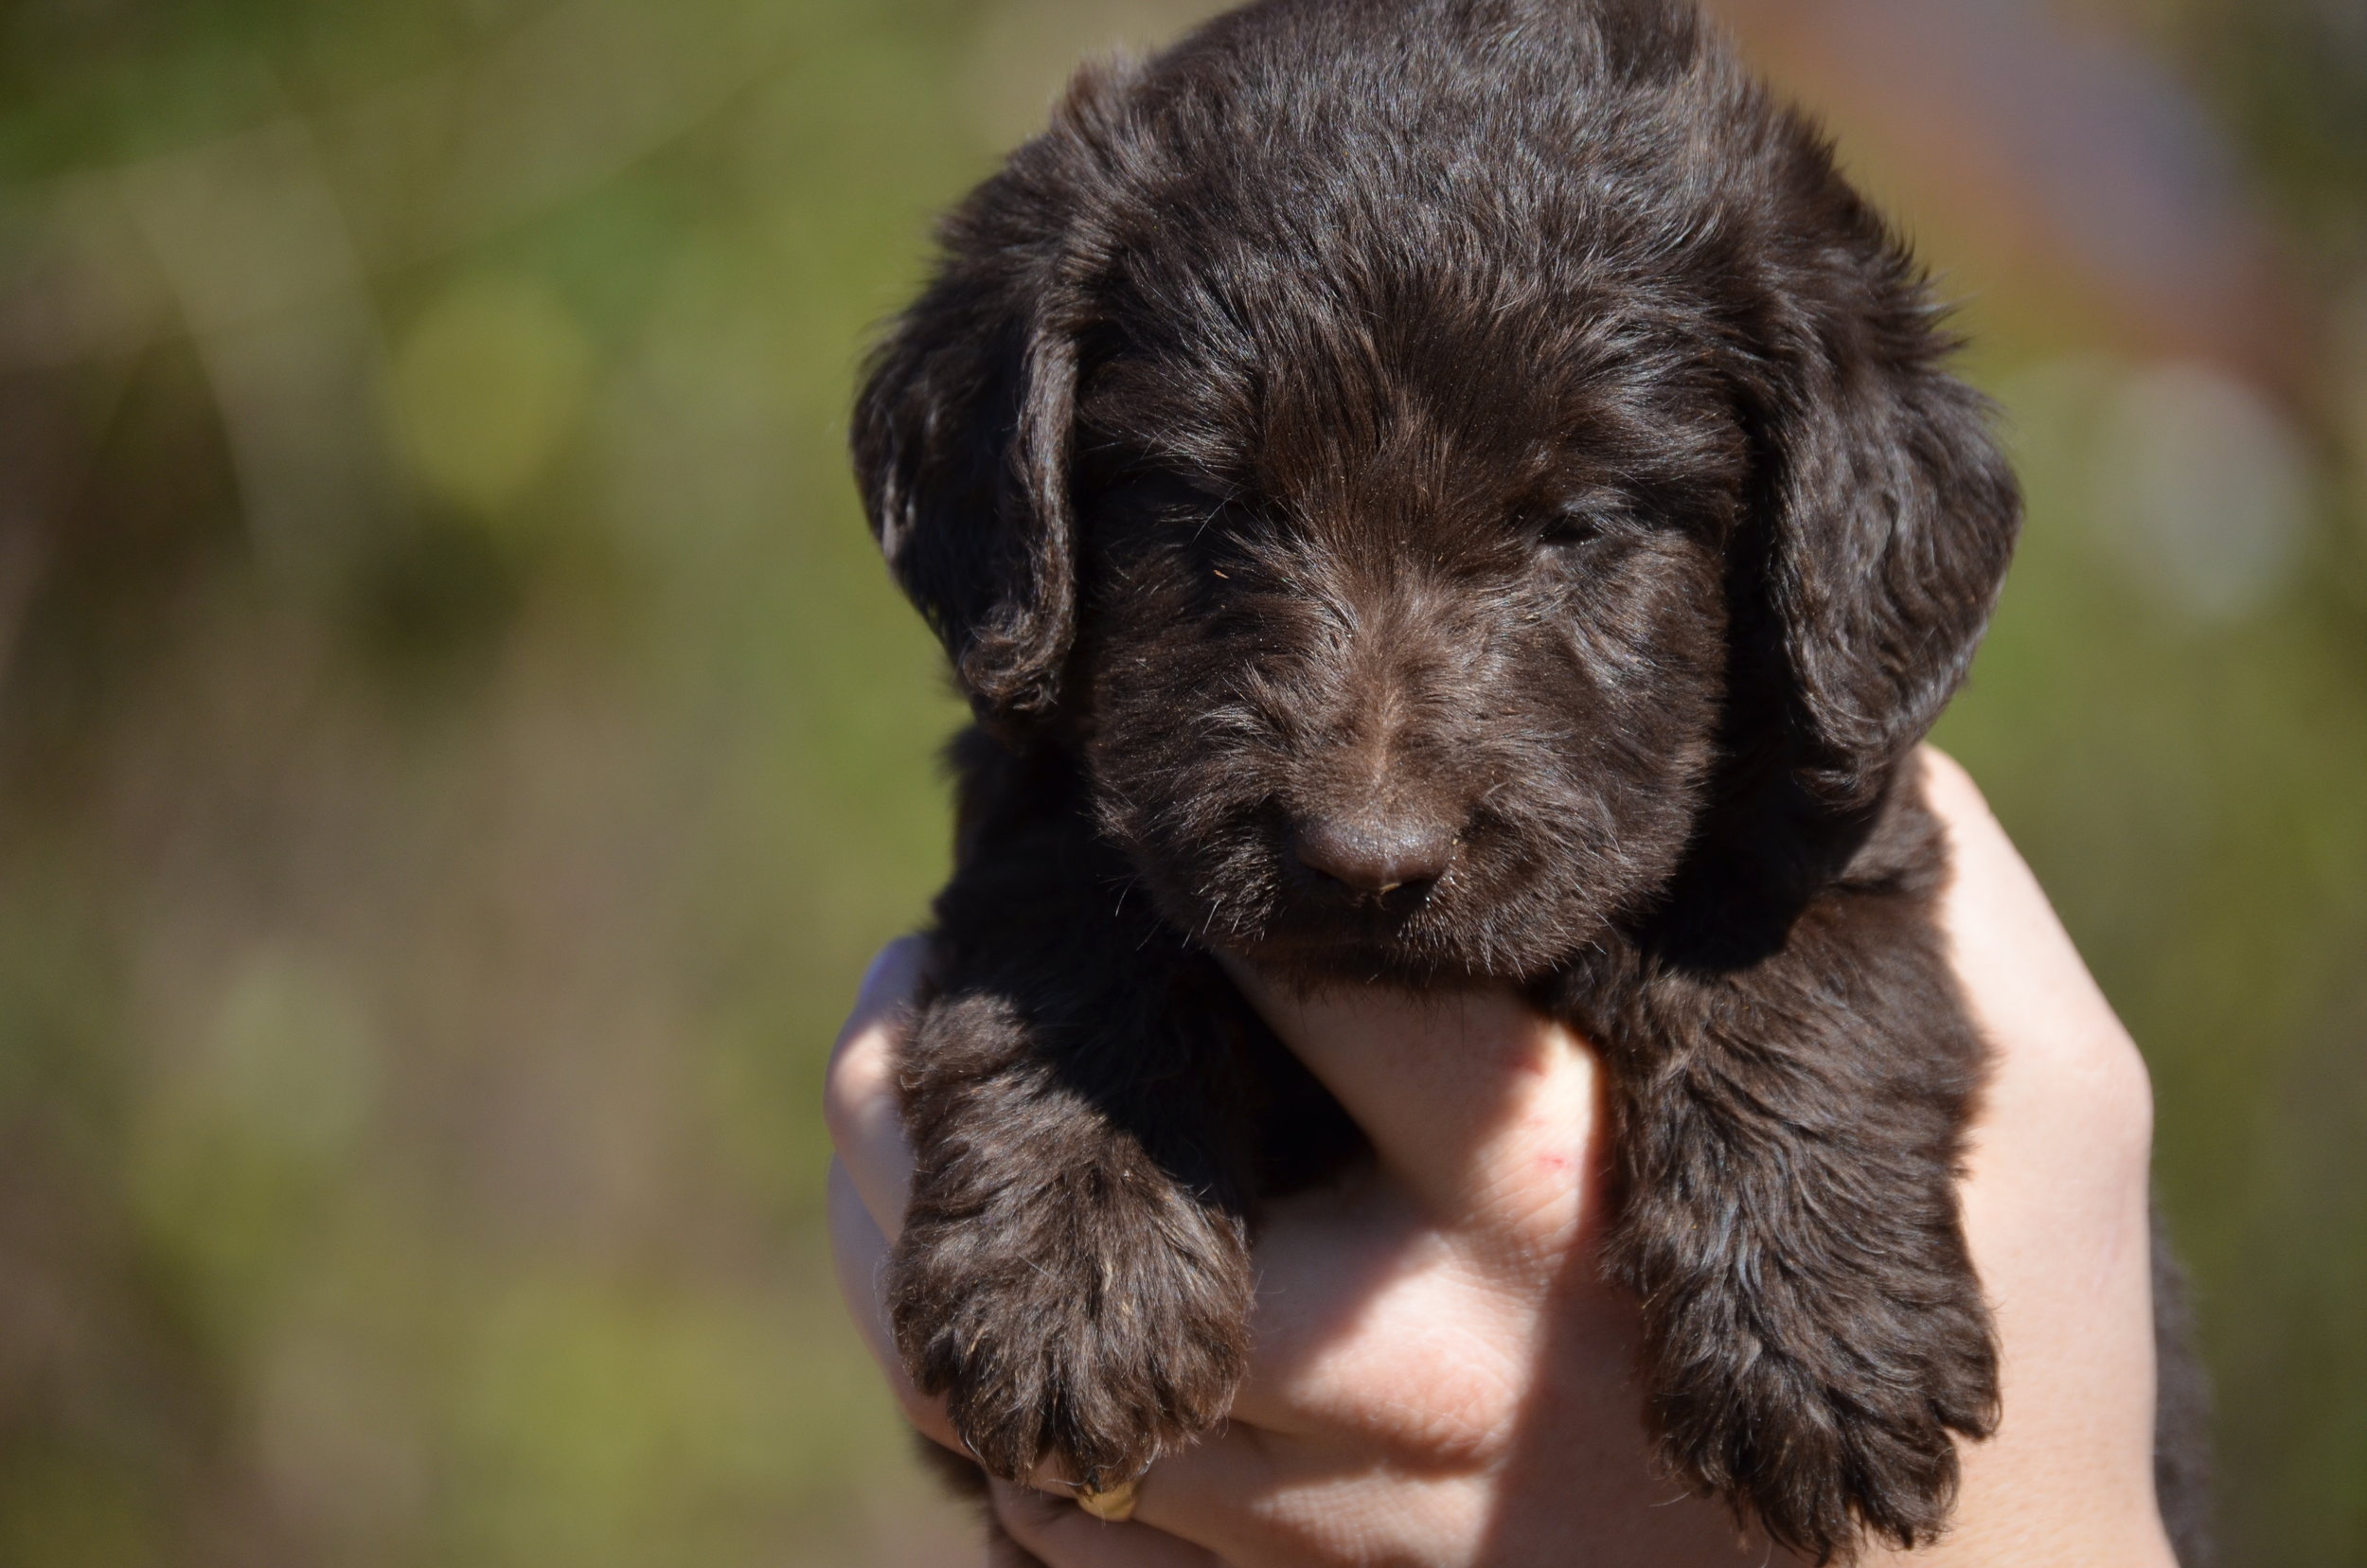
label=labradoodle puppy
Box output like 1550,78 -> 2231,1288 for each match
851,0 -> 2209,1559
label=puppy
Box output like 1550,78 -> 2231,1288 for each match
852,0 -> 2206,1559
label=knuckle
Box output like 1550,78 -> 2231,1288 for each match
822,938 -> 928,1151
2028,1009 -> 2158,1172
1916,744 -> 1987,820
2084,1031 -> 2157,1160
821,1022 -> 898,1152
990,1483 -> 1076,1557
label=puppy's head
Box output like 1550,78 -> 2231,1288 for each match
855,0 -> 2019,981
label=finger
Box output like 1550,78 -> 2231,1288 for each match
1219,956 -> 1611,1264
824,935 -> 930,1234
1113,1419 -> 1483,1567
1902,750 -> 2168,1560
1922,743 -> 2155,1292
990,1479 -> 1224,1568
828,1156 -> 964,1452
1134,1395 -> 1759,1568
1920,749 -> 2154,1197
1157,1192 -> 1668,1557
1920,750 -> 2153,1112
1209,1171 -> 1540,1447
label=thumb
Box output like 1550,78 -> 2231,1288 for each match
1220,960 -> 1611,1260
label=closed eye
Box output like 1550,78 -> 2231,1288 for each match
1094,470 -> 1262,576
1099,470 -> 1235,526
1536,509 -> 1608,549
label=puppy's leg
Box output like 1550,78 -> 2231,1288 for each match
890,823 -> 1284,1494
1577,895 -> 2000,1562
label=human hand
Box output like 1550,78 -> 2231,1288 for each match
825,750 -> 2177,1566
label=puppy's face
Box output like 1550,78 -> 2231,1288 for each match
1072,279 -> 1744,979
854,0 -> 2020,984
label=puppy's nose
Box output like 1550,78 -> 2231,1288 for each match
1292,815 -> 1456,897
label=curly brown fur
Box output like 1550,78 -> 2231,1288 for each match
853,0 -> 2207,1559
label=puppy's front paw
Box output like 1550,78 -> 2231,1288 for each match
889,1165 -> 1254,1491
1654,1275 -> 1999,1562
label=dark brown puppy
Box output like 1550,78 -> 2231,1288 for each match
852,0 -> 2204,1559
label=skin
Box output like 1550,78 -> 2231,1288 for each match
825,750 -> 2178,1567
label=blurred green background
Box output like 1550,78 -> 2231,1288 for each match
0,0 -> 2358,1562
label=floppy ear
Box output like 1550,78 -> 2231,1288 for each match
1753,228 -> 2020,815
851,157 -> 1092,726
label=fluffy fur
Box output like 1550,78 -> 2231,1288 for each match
851,0 -> 2207,1559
